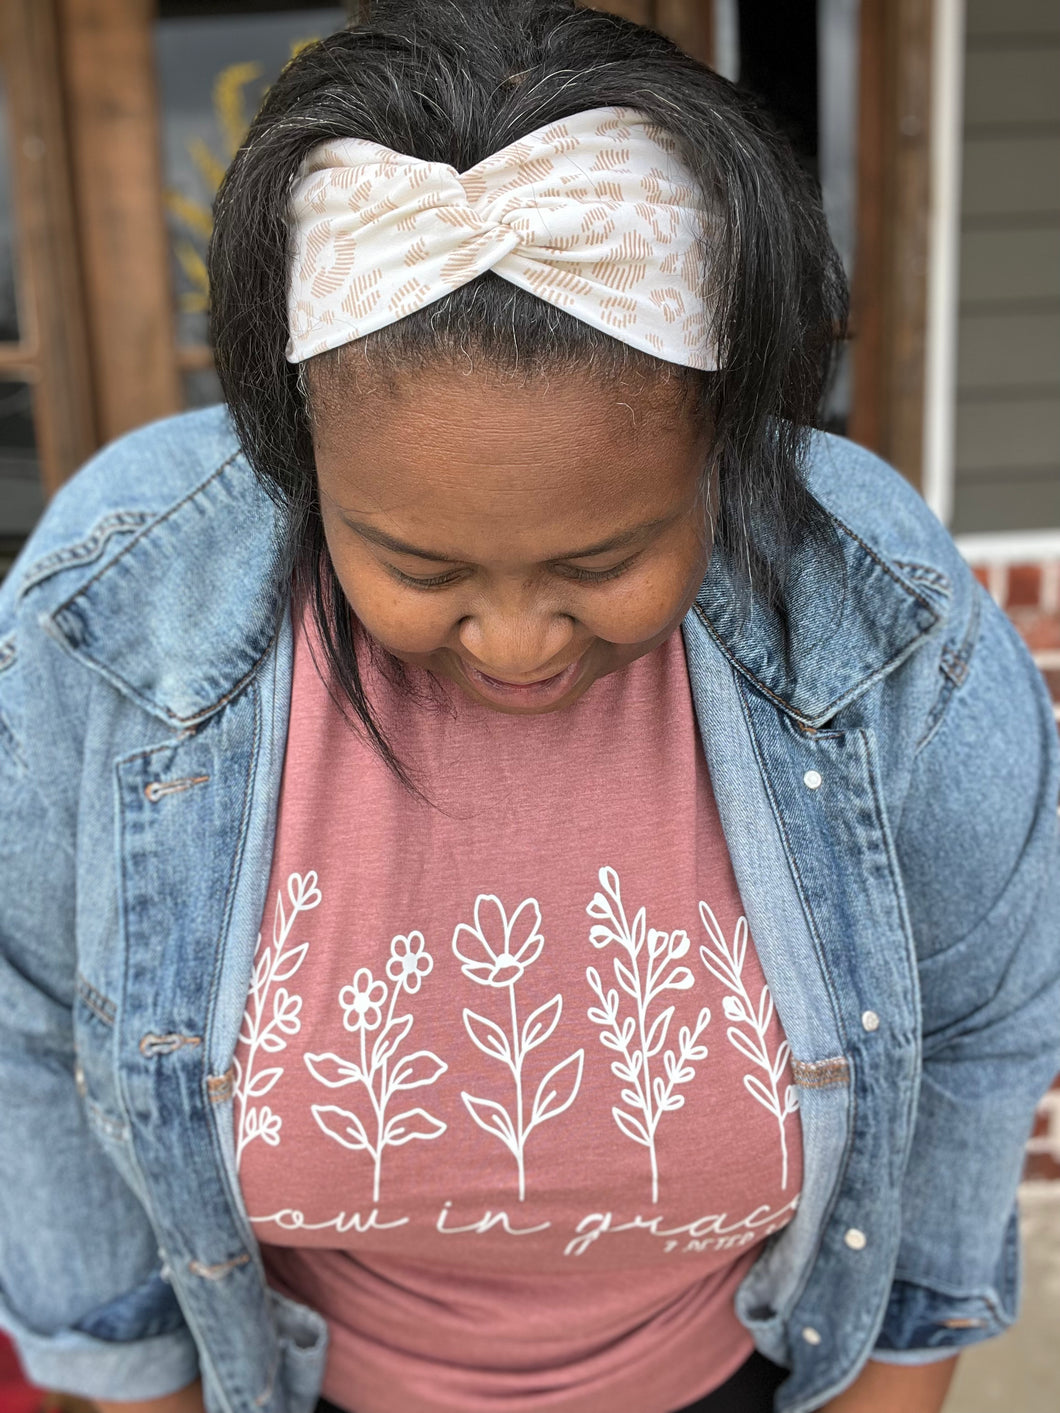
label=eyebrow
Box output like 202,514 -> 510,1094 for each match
340,514 -> 677,564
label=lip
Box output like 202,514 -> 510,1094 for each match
461,656 -> 585,709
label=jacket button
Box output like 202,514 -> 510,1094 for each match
801,1326 -> 823,1345
844,1228 -> 868,1250
803,769 -> 823,790
861,1010 -> 880,1032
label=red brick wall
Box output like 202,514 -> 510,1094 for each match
971,561 -> 1060,1182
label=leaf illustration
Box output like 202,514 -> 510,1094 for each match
529,1050 -> 583,1127
521,995 -> 562,1053
613,957 -> 639,996
463,1008 -> 513,1064
589,924 -> 616,947
668,930 -> 691,960
252,948 -> 270,993
259,1032 -> 285,1054
744,1073 -> 780,1115
245,1066 -> 283,1098
699,948 -> 738,990
371,1013 -> 413,1069
645,1005 -> 674,1057
772,1041 -> 792,1081
630,906 -> 647,955
382,1108 -> 447,1146
658,965 -> 694,992
784,1084 -> 799,1117
647,928 -> 669,958
620,1085 -> 643,1108
273,890 -> 286,946
757,988 -> 775,1032
304,1051 -> 363,1088
288,870 -> 321,912
461,1093 -> 518,1154
727,1027 -> 766,1067
388,1050 -> 447,1091
270,942 -> 309,983
311,1104 -> 374,1153
612,1106 -> 651,1146
733,916 -> 748,974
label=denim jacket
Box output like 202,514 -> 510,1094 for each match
1,406 -> 1058,1413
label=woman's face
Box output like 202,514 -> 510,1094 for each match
310,364 -> 714,715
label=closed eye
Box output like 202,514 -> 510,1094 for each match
385,556 -> 640,590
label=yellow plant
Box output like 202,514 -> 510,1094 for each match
165,40 -> 318,314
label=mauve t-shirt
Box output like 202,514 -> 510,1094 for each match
233,612 -> 801,1413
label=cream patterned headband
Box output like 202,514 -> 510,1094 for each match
285,106 -> 717,369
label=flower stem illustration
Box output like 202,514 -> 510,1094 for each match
697,903 -> 798,1189
453,894 -> 584,1201
306,931 -> 446,1202
235,870 -> 321,1165
585,867 -> 710,1204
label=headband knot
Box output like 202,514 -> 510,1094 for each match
286,107 -> 717,369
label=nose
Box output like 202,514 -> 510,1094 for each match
458,597 -> 576,680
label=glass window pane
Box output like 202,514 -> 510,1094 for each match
155,4 -> 346,365
0,68 -> 21,343
0,379 -> 44,571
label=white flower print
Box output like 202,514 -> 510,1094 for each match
453,895 -> 545,987
698,903 -> 799,1190
235,870 -> 321,1166
386,931 -> 433,994
584,866 -> 710,1204
339,967 -> 387,1032
306,936 -> 447,1203
454,894 -> 584,1201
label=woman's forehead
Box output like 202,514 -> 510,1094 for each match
310,366 -> 708,543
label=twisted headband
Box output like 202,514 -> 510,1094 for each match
285,106 -> 717,369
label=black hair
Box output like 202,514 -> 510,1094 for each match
209,0 -> 847,784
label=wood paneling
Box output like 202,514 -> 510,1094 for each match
0,0 -> 95,493
951,474 -> 1060,534
958,311 -> 1060,390
960,228 -> 1060,303
966,0 -> 1060,36
654,0 -> 713,64
956,397 -> 1060,472
964,50 -> 1060,126
580,0 -> 655,23
59,0 -> 180,443
581,1 -> 713,62
954,0 -> 1060,532
849,0 -> 934,490
962,137 -> 1060,219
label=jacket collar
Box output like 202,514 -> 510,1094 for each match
49,456 -> 292,727
693,516 -> 943,728
48,451 -> 942,730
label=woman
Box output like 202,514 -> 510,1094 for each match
0,3 -> 1057,1413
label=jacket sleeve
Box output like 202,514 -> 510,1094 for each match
876,578 -> 1060,1362
0,581 -> 200,1400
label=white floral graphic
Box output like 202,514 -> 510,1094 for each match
585,867 -> 710,1204
697,904 -> 798,1190
235,870 -> 321,1166
306,930 -> 447,1202
454,894 -> 584,1201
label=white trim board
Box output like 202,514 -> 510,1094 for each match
954,530 -> 1060,563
